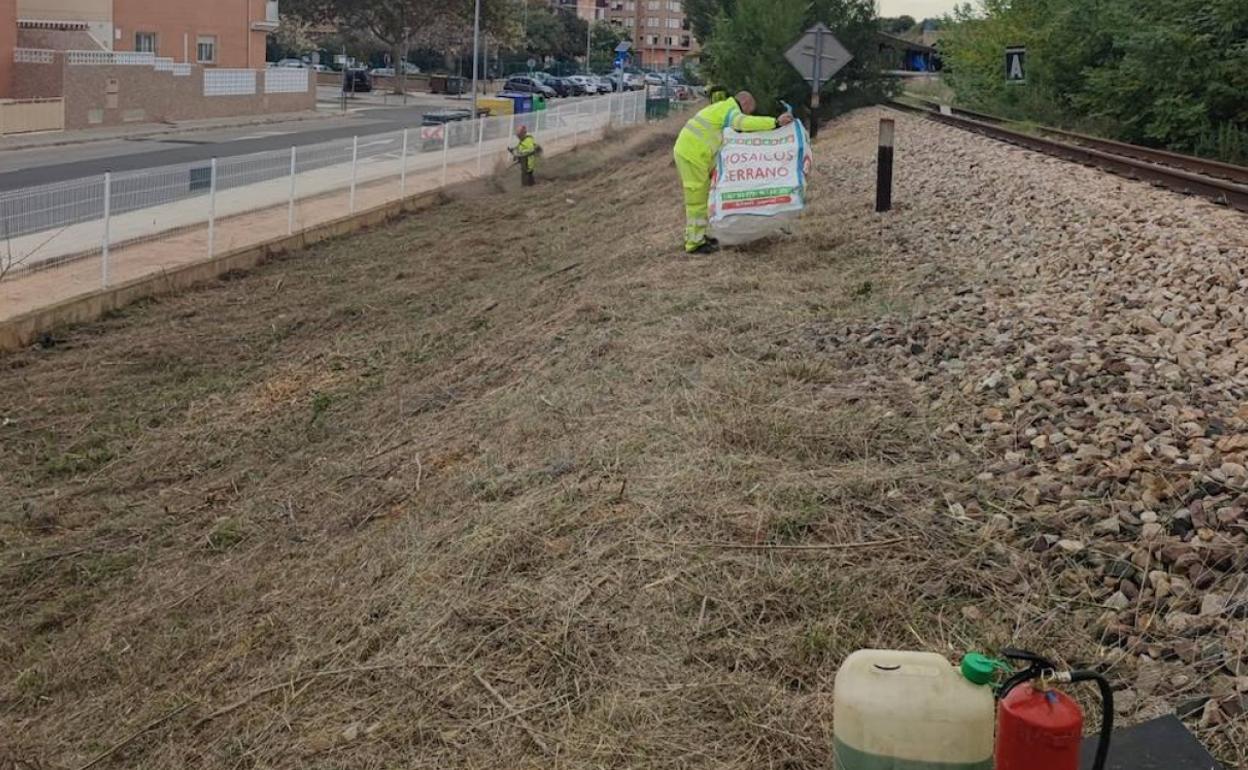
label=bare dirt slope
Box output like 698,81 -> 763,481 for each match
2,109 -> 1246,769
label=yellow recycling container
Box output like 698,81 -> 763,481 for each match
476,97 -> 515,117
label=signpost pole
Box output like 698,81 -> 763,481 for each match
287,146 -> 297,235
441,124 -> 449,186
810,28 -> 822,139
875,118 -> 894,213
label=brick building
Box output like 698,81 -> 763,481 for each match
604,0 -> 696,69
5,0 -> 277,83
0,0 -> 308,130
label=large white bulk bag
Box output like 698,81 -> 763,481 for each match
708,120 -> 812,246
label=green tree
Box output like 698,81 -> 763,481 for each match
704,0 -> 891,127
289,0 -> 519,90
589,21 -> 628,72
685,0 -> 734,43
880,15 -> 916,35
940,0 -> 1248,161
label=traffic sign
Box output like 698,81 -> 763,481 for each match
1005,46 -> 1026,84
785,23 -> 853,108
420,125 -> 444,141
527,57 -> 537,71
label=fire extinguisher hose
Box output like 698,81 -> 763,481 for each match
1064,670 -> 1114,770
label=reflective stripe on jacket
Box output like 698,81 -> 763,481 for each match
673,97 -> 778,166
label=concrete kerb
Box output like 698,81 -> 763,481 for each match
0,186 -> 446,352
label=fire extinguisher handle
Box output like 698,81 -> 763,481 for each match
1000,647 -> 1057,670
1069,670 -> 1114,770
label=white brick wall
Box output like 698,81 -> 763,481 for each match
264,69 -> 309,94
204,69 -> 258,97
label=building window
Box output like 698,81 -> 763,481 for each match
646,0 -> 660,8
646,16 -> 659,27
624,1 -> 634,9
667,17 -> 680,28
135,31 -> 157,53
667,0 -> 681,9
681,36 -> 690,47
196,35 -> 216,64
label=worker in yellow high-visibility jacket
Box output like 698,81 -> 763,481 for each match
673,90 -> 793,254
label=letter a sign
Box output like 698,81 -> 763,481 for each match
1005,46 -> 1026,84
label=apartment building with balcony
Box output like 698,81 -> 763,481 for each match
605,0 -> 696,69
9,0 -> 277,72
0,0 -> 308,130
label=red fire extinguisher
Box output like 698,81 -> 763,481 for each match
995,649 -> 1114,770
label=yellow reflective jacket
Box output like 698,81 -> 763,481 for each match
673,97 -> 778,167
514,135 -> 539,171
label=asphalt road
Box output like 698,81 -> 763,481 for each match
0,104 -> 441,192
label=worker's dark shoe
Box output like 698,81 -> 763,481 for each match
687,240 -> 720,255
705,237 -> 720,247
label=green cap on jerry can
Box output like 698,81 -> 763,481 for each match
960,652 -> 1000,686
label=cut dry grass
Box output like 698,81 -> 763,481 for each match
0,111 -> 1239,768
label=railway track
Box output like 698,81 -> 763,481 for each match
889,99 -> 1248,214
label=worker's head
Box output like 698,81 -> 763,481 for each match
516,124 -> 528,139
735,91 -> 757,114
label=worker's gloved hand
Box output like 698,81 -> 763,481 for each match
778,113 -> 794,127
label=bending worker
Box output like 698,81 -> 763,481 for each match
673,90 -> 793,254
512,124 -> 541,187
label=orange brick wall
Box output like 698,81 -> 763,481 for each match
112,0 -> 267,68
0,0 -> 15,97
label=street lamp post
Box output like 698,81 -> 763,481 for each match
471,0 -> 482,118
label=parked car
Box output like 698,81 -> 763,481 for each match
567,75 -> 601,94
595,75 -> 620,93
528,72 -> 568,97
643,72 -> 664,86
312,63 -> 331,73
342,68 -> 373,92
371,67 -> 396,78
623,72 -> 645,90
556,76 -> 588,96
503,76 -> 557,98
273,58 -> 306,69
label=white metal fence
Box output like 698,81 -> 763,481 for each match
0,90 -> 653,318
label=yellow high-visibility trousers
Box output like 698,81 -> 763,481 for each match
673,149 -> 711,253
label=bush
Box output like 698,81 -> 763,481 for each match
940,0 -> 1248,162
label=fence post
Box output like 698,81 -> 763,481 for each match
400,128 -> 409,197
441,123 -> 449,186
207,158 -> 217,258
100,171 -> 111,288
476,113 -> 485,176
574,101 -> 582,146
287,146 -> 297,236
349,135 -> 358,213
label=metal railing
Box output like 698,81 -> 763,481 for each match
67,50 -> 156,66
0,91 -> 656,317
14,48 -> 54,64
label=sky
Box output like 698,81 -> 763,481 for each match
877,0 -> 961,19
